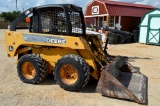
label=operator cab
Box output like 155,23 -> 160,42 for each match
10,4 -> 86,37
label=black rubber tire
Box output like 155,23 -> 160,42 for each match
54,54 -> 90,91
17,54 -> 48,84
118,35 -> 125,44
108,33 -> 118,44
133,30 -> 139,42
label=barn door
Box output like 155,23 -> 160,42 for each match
147,15 -> 160,45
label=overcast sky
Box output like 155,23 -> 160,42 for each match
0,0 -> 159,13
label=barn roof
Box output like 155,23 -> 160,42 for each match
85,0 -> 155,17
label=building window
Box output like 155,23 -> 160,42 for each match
109,16 -> 115,28
92,6 -> 99,14
98,17 -> 103,27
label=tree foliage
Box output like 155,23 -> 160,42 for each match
0,11 -> 21,22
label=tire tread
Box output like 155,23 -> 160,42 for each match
54,54 -> 90,91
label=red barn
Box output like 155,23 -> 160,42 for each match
85,0 -> 155,32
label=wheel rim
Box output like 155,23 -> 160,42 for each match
60,64 -> 78,85
21,62 -> 36,79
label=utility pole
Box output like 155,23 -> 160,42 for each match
16,0 -> 18,12
22,7 -> 24,12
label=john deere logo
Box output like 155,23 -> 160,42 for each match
22,34 -> 66,44
46,38 -> 66,44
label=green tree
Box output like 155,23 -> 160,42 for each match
7,12 -> 12,21
1,12 -> 7,19
0,11 -> 21,22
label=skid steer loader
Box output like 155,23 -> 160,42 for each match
5,4 -> 147,104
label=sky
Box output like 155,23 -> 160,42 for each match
0,0 -> 160,13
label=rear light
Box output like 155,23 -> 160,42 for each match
26,17 -> 30,23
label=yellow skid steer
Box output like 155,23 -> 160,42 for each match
5,4 -> 147,104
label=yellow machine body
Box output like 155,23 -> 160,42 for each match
5,31 -> 107,80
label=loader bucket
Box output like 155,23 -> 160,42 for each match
96,56 -> 147,104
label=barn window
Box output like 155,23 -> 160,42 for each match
109,16 -> 115,28
98,17 -> 103,27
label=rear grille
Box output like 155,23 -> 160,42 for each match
40,9 -> 67,35
39,8 -> 83,36
70,12 -> 82,36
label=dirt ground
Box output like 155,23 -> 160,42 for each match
0,29 -> 160,106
